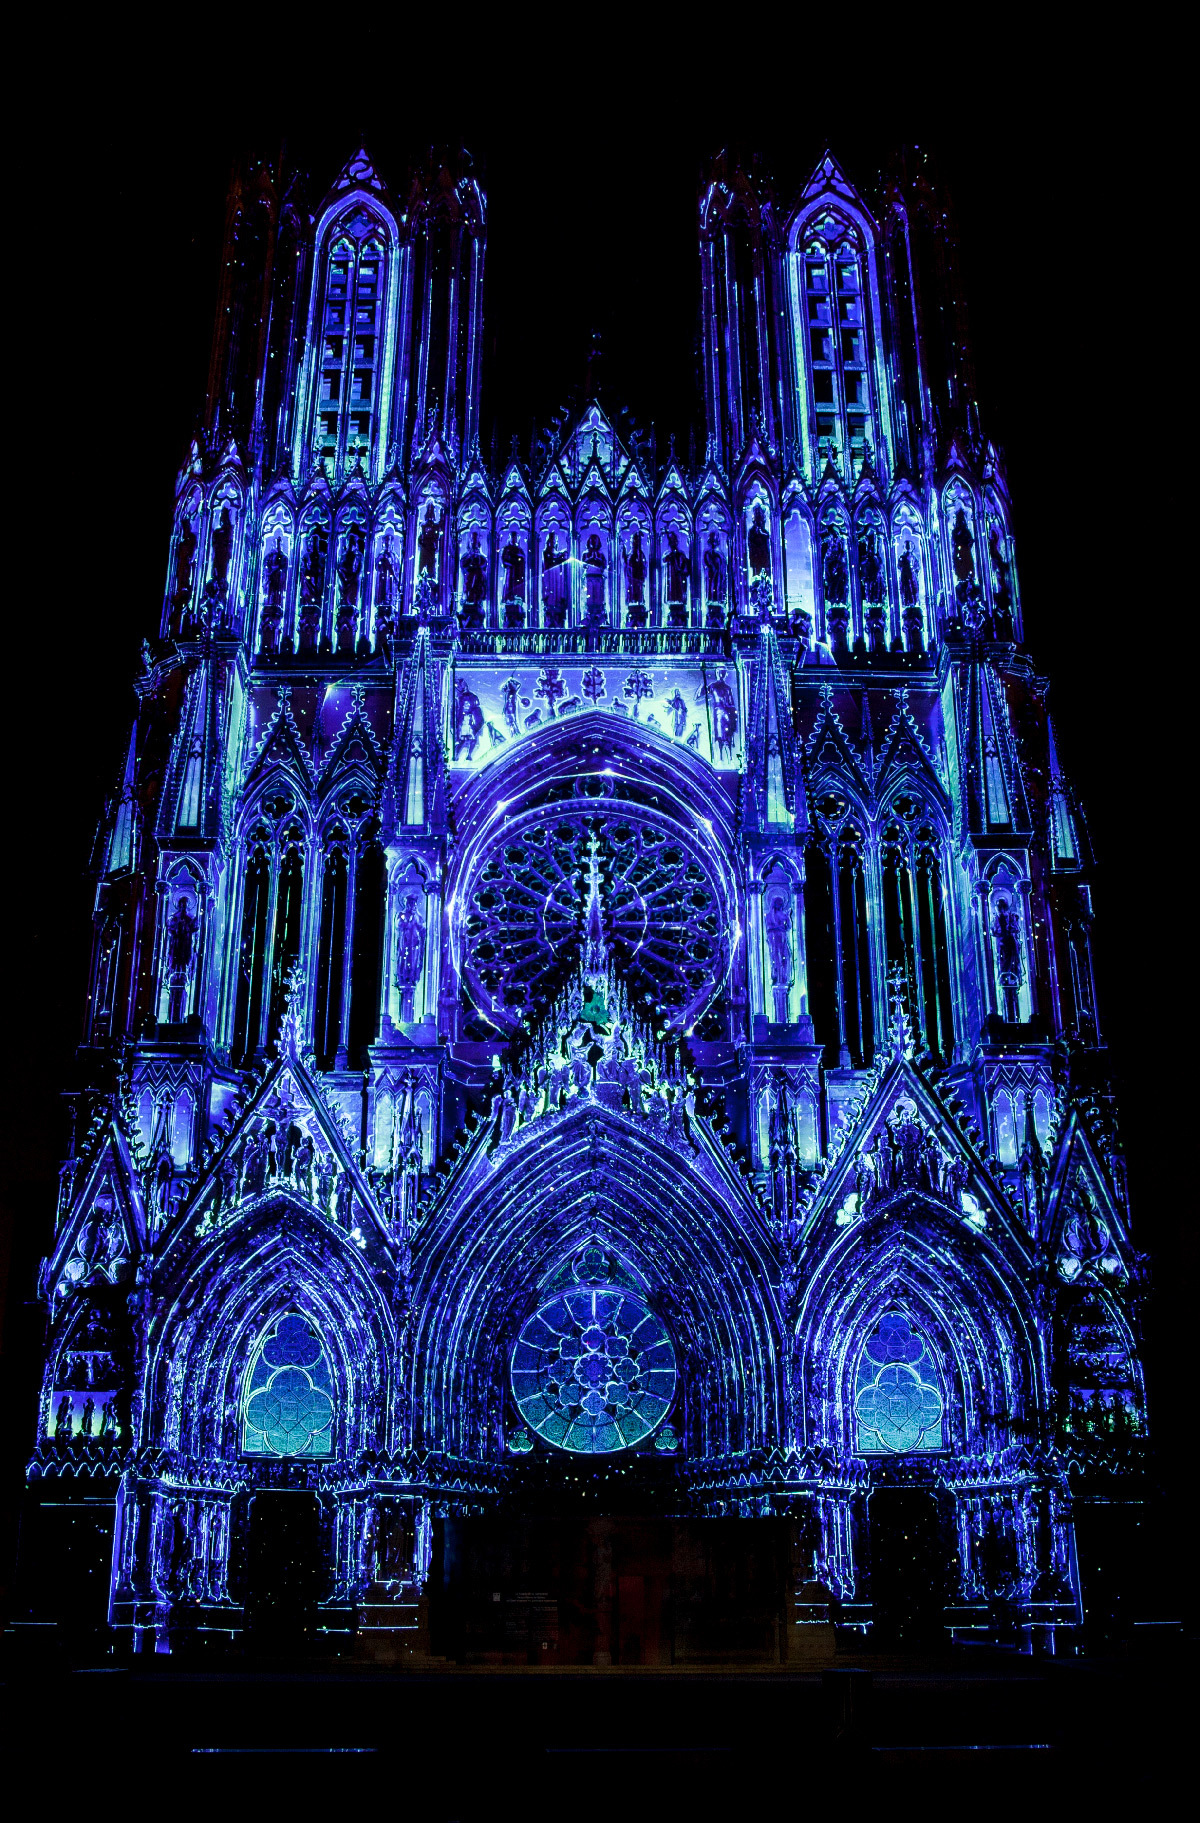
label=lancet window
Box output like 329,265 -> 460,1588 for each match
805,800 -> 875,1070
881,801 -> 955,1062
231,803 -> 307,1064
800,234 -> 873,469
242,1313 -> 335,1459
314,223 -> 387,472
312,806 -> 385,1068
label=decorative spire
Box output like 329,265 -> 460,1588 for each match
888,964 -> 915,1061
583,829 -> 608,974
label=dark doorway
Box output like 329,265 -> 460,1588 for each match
868,1488 -> 950,1648
432,1515 -> 789,1665
245,1491 -> 322,1649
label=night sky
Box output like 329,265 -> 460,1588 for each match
2,33 -> 1187,1588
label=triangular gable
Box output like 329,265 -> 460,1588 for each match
1040,1107 -> 1130,1281
875,692 -> 948,810
319,689 -> 385,793
328,145 -> 389,198
45,1123 -> 146,1299
180,1017 -> 387,1250
243,689 -> 316,796
802,1050 -> 1026,1259
803,686 -> 871,798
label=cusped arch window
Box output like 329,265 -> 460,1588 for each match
242,1313 -> 335,1458
511,1286 -> 677,1454
854,1310 -> 944,1454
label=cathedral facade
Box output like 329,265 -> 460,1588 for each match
25,144 -> 1144,1659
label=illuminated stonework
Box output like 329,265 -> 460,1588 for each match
24,143 -> 1144,1655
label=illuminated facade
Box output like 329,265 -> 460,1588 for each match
26,145 -> 1144,1656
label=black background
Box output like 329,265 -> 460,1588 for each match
2,25 -> 1188,1607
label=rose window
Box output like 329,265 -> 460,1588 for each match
511,1287 -> 677,1454
461,809 -> 729,1036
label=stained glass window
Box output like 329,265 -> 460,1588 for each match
511,1287 -> 677,1454
854,1310 -> 943,1454
242,1313 -> 335,1458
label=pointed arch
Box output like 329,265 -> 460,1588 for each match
147,1202 -> 395,1463
410,1106 -> 782,1461
795,1207 -> 1042,1460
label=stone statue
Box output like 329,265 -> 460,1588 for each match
952,508 -> 975,588
501,532 -> 526,602
858,528 -> 884,603
211,507 -> 235,593
703,531 -> 726,604
993,898 -> 1024,1022
664,532 -> 690,619
417,504 -> 442,578
541,532 -> 569,627
501,677 -> 521,738
583,534 -> 607,621
374,533 -> 398,615
54,1395 -> 73,1438
264,537 -> 288,612
822,531 -> 849,603
764,891 -> 794,1024
898,540 -> 920,608
460,530 -> 488,622
165,896 -> 199,1022
79,1397 -> 95,1438
624,529 -> 647,610
747,505 -> 771,578
395,894 -> 426,1020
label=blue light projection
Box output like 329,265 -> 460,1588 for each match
243,1314 -> 334,1457
511,1288 -> 677,1453
29,140 -> 1142,1656
854,1311 -> 943,1453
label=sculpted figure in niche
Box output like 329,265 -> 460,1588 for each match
764,890 -> 794,1024
822,529 -> 849,602
703,530 -> 726,604
583,534 -> 607,621
858,527 -> 884,603
747,505 -> 771,578
541,532 -> 569,626
418,504 -> 442,578
374,532 -> 398,623
262,537 -> 288,651
395,893 -> 426,1021
992,897 -> 1024,1022
898,540 -> 920,608
54,1395 -> 73,1438
211,507 -> 235,594
664,532 -> 690,620
501,531 -> 526,601
165,895 -> 199,1022
460,530 -> 488,623
299,527 -> 327,650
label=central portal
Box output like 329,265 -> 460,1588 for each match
430,1515 -> 790,1666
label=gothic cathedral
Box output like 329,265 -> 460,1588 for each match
26,145 -> 1144,1659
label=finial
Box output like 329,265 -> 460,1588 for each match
888,965 -> 915,1060
583,829 -> 608,974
